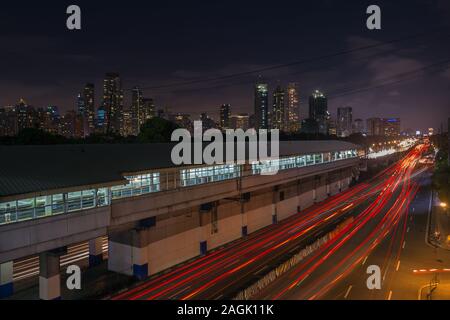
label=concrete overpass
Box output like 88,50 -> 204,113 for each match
0,141 -> 360,299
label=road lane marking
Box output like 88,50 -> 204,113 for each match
344,285 -> 353,299
168,286 -> 192,299
362,256 -> 368,266
254,266 -> 269,275
396,261 -> 401,272
297,274 -> 309,286
407,227 -> 410,233
387,290 -> 393,300
402,241 -> 406,249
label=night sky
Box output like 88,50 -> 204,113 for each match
0,0 -> 449,132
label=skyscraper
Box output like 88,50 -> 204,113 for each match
102,73 -> 124,134
131,86 -> 144,135
254,77 -> 269,130
286,83 -> 300,132
337,107 -> 353,137
272,86 -> 286,131
142,98 -> 155,124
83,83 -> 95,135
219,104 -> 231,130
16,99 -> 35,131
308,90 -> 329,135
77,93 -> 85,115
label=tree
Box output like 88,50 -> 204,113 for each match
14,128 -> 68,145
138,117 -> 180,143
433,147 -> 450,203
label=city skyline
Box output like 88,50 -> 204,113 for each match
0,77 -> 409,139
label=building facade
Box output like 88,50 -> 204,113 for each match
286,83 -> 300,132
254,78 -> 269,130
271,86 -> 286,131
219,104 -> 231,130
102,73 -> 124,134
337,107 -> 353,137
308,90 -> 329,135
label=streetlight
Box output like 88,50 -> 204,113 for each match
440,202 -> 447,208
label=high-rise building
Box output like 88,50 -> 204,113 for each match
366,117 -> 383,136
272,86 -> 286,131
83,83 -> 95,135
96,106 -> 107,132
200,112 -> 216,131
353,118 -> 364,134
254,77 -> 269,130
337,107 -> 353,137
308,90 -> 329,135
173,113 -> 192,131
382,118 -> 401,137
142,98 -> 155,124
230,113 -> 250,131
121,108 -> 133,137
16,99 -> 35,131
58,110 -> 83,138
328,118 -> 337,136
219,104 -> 231,130
367,117 -> 401,137
102,73 -> 124,134
131,86 -> 144,135
0,106 -> 18,137
77,93 -> 85,115
286,83 -> 300,132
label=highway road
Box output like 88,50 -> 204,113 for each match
112,145 -> 428,300
312,170 -> 450,300
254,144 -> 442,300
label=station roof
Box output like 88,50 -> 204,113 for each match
0,140 -> 359,199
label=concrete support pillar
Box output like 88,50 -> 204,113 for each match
89,237 -> 103,267
297,181 -> 302,213
131,229 -> 149,280
108,229 -> 149,280
39,252 -> 61,300
241,201 -> 248,237
0,261 -> 13,299
271,203 -> 277,224
272,187 -> 278,224
199,210 -> 209,255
